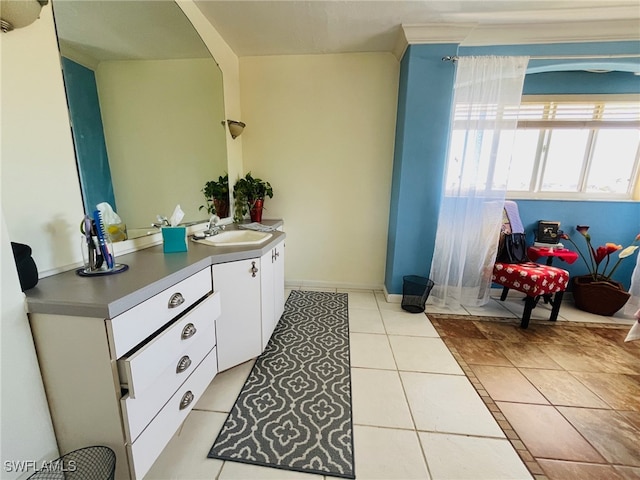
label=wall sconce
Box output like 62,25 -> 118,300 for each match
1,0 -> 48,33
223,120 -> 245,139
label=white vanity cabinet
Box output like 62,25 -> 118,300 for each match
26,223 -> 286,479
212,258 -> 263,371
213,236 -> 286,370
260,238 -> 286,349
29,266 -> 220,480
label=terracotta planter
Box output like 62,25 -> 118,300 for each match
572,275 -> 630,316
249,199 -> 264,223
212,198 -> 229,218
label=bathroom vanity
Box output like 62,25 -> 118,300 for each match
25,222 -> 285,479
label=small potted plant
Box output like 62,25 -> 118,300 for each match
233,172 -> 273,223
561,226 -> 639,315
199,174 -> 229,218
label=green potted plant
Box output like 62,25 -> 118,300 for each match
199,174 -> 229,218
233,172 -> 273,223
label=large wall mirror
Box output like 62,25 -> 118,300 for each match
52,0 -> 229,239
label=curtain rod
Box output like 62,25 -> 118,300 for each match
442,53 -> 640,62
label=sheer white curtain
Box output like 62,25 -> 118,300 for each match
624,253 -> 640,341
429,55 -> 529,308
624,252 -> 640,315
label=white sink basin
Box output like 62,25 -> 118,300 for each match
199,230 -> 272,246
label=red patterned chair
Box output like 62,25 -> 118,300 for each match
492,201 -> 569,328
492,262 -> 569,328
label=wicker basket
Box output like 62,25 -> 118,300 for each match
572,275 -> 630,316
27,446 -> 115,479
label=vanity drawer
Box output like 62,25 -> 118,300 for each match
120,320 -> 216,442
108,267 -> 213,359
127,347 -> 217,480
117,290 -> 220,397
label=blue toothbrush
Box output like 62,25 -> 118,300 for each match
93,209 -> 114,269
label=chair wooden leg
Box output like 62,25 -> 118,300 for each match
500,286 -> 509,301
521,296 -> 536,329
549,290 -> 564,321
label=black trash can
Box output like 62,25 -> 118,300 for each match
401,275 -> 434,313
27,446 -> 115,480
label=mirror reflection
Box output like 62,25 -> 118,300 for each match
52,0 -> 229,239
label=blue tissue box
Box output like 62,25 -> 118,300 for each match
162,227 -> 187,253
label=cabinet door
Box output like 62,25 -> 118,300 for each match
260,249 -> 275,350
213,259 -> 262,372
260,239 -> 286,350
273,242 -> 286,322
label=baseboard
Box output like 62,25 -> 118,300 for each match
382,285 -> 402,304
284,281 -> 403,305
284,284 -> 575,306
285,279 -> 384,291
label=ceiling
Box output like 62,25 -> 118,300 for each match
49,1 -> 640,66
193,1 -> 640,58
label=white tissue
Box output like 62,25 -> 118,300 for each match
625,320 -> 640,342
169,204 -> 185,227
625,309 -> 640,342
97,202 -> 122,224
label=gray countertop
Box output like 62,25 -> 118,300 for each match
25,220 -> 285,319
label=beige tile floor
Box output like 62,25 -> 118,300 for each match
146,288 -> 636,480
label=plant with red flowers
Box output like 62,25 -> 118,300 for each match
560,226 -> 640,281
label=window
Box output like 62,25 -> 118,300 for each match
508,95 -> 640,199
445,95 -> 640,199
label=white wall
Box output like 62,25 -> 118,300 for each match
97,58 -> 226,228
179,0 -> 244,187
0,1 -> 241,474
240,53 -> 399,289
0,213 -> 59,479
1,5 -> 86,276
0,4 -> 63,475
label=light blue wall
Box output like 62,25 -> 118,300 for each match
516,200 -> 640,290
385,40 -> 640,295
385,44 -> 457,294
524,70 -> 640,95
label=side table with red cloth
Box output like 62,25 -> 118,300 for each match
492,262 -> 570,328
527,246 -> 579,266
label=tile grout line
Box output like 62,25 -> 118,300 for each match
376,293 -> 435,479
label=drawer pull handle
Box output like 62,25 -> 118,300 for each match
179,391 -> 194,410
251,261 -> 258,277
168,292 -> 185,309
274,250 -> 280,259
176,355 -> 192,373
181,323 -> 197,340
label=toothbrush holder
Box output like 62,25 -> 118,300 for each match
78,235 -> 128,276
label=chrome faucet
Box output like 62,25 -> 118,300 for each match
151,215 -> 170,229
202,215 -> 225,236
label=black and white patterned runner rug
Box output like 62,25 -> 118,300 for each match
208,290 -> 355,479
